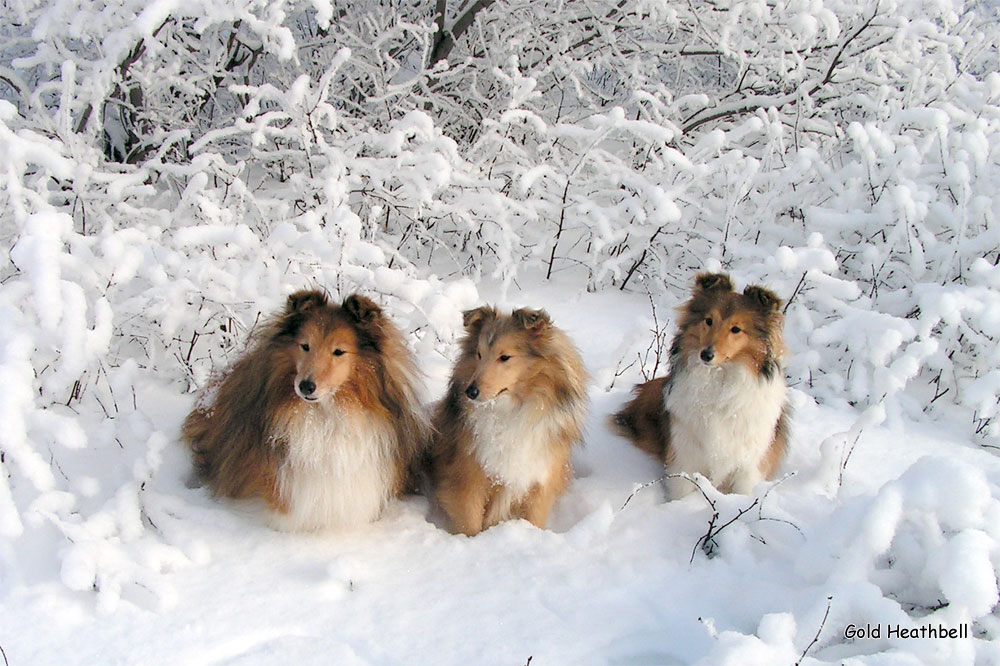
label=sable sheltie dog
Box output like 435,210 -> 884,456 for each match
430,306 -> 588,536
613,273 -> 790,499
182,290 -> 430,531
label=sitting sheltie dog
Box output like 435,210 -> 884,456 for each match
613,273 -> 790,499
182,290 -> 430,531
430,306 -> 588,536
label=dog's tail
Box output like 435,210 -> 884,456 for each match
181,407 -> 215,479
610,377 -> 668,461
609,409 -> 639,442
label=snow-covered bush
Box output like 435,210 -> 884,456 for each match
0,83 -> 479,607
469,0 -> 1000,449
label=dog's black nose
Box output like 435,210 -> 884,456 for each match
700,348 -> 715,363
465,384 -> 480,400
299,379 -> 317,396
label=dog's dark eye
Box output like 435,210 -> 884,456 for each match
705,317 -> 713,327
499,354 -> 511,363
731,326 -> 741,334
333,349 -> 345,356
300,343 -> 310,352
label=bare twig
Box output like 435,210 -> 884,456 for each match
606,355 -> 638,391
838,432 -> 862,488
754,473 -> 804,539
681,8 -> 881,134
185,329 -> 200,365
794,596 -> 833,666
620,225 -> 665,292
783,272 -> 807,314
620,473 -> 668,510
693,497 -> 760,562
546,179 -> 572,280
622,473 -> 796,561
638,288 -> 669,379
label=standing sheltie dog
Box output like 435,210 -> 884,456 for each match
182,290 -> 430,531
430,306 -> 588,536
613,273 -> 790,499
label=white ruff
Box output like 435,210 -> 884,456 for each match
467,397 -> 575,498
270,404 -> 395,532
664,358 -> 786,497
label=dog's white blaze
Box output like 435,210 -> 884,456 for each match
467,397 -> 570,497
271,404 -> 395,531
665,358 -> 786,498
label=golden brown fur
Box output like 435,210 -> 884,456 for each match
613,273 -> 790,496
612,376 -> 669,460
431,306 -> 588,536
182,290 -> 430,530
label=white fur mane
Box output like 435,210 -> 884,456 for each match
466,396 -> 582,497
664,357 -> 786,498
270,403 -> 396,532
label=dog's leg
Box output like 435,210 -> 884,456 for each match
516,458 -> 570,529
517,484 -> 557,529
439,475 -> 489,536
483,485 -> 516,529
758,408 -> 790,480
726,466 -> 764,496
664,413 -> 735,499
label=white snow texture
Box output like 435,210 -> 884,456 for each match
1,1 -> 999,664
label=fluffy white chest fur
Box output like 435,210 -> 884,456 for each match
270,404 -> 395,532
664,358 -> 786,497
467,398 -> 567,496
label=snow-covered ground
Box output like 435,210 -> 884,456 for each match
2,283 -> 997,666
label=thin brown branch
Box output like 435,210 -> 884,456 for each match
76,18 -> 171,135
620,225 -> 665,291
783,271 -> 807,314
430,0 -> 450,63
429,0 -> 498,65
794,596 -> 833,666
620,473 -> 668,510
546,178 -> 571,280
694,497 -> 760,561
681,7 -> 881,134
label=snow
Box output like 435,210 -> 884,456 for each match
2,0 -> 1000,662
1,283 -> 999,664
938,530 -> 998,618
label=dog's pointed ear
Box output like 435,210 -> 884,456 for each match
512,307 -> 551,332
276,290 -> 328,337
286,290 -> 328,315
743,285 -> 782,312
694,273 -> 733,294
462,306 -> 496,332
343,294 -> 383,325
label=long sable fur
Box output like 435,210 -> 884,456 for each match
612,273 -> 790,478
182,290 -> 430,513
430,306 -> 588,535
